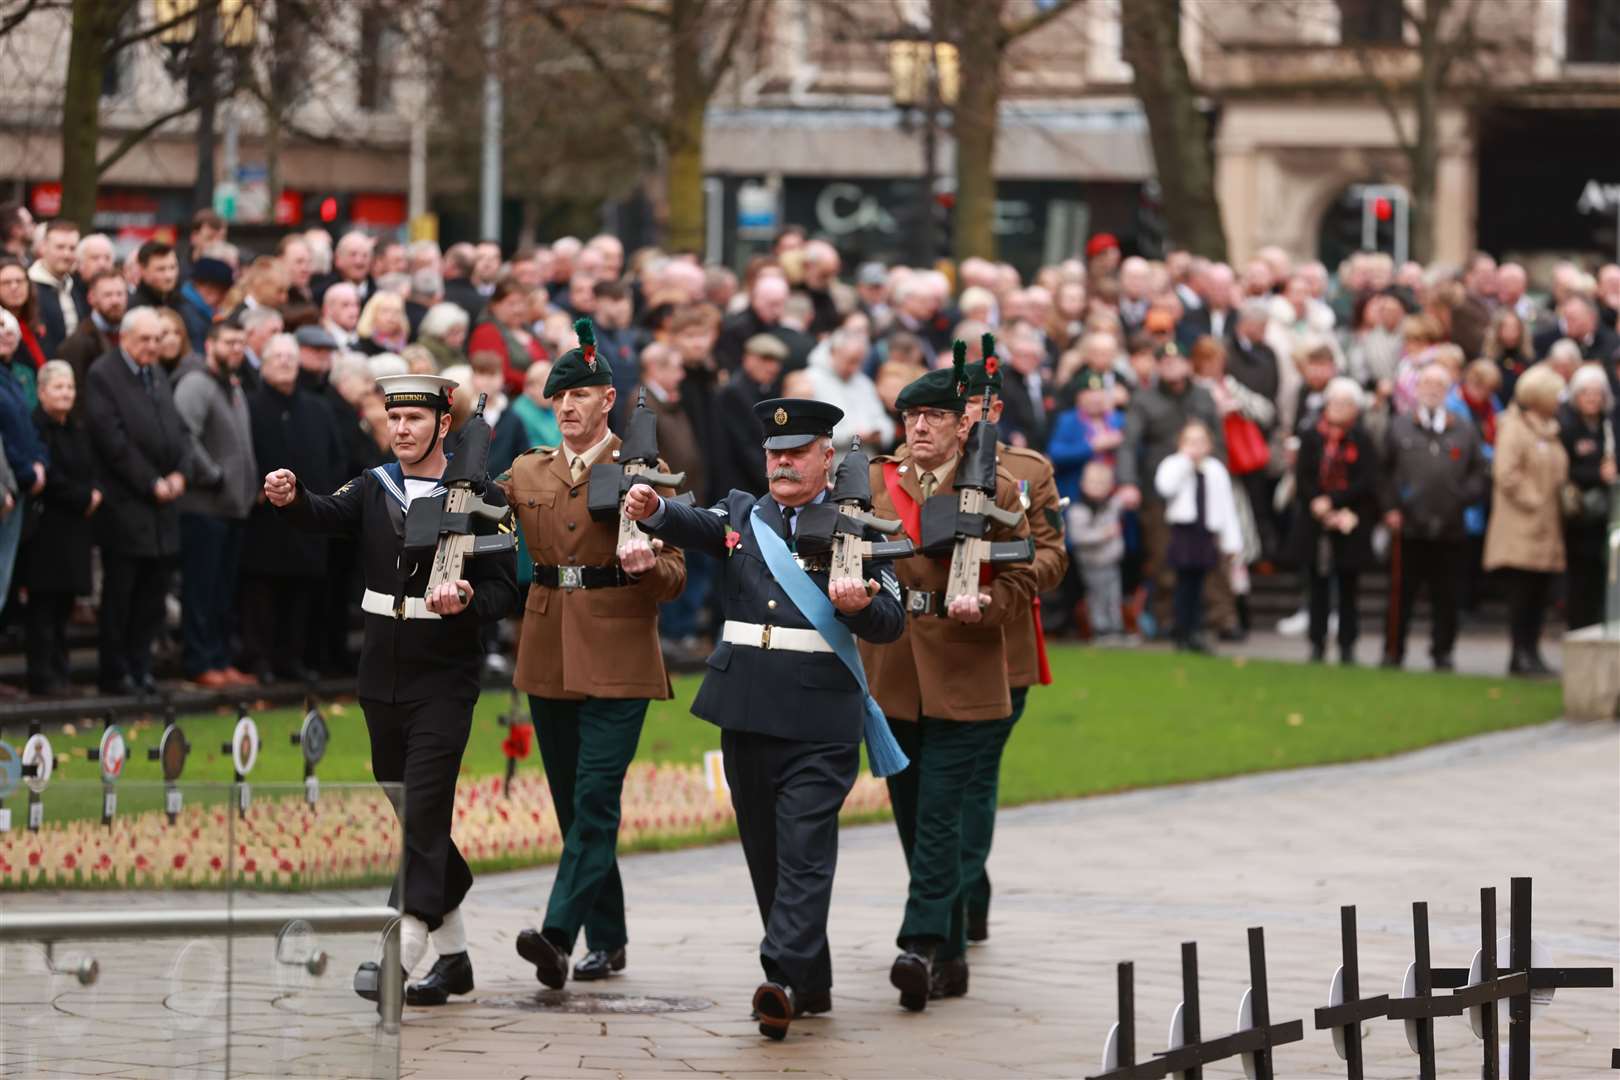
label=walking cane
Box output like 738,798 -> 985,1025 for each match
1383,520 -> 1402,663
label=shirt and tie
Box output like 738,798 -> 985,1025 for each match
563,431 -> 615,484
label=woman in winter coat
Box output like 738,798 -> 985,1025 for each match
23,361 -> 99,694
1483,363 -> 1569,676
1288,377 -> 1380,665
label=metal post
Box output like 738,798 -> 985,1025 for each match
409,112 -> 428,223
1341,906 -> 1363,1079
479,0 -> 503,242
1508,877 -> 1532,1080
1180,942 -> 1202,1080
380,918 -> 403,1034
1481,887 -> 1499,1080
191,2 -> 219,213
1117,961 -> 1135,1067
919,28 -> 938,268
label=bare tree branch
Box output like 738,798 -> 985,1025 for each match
532,1 -> 667,130
0,0 -> 65,39
700,0 -> 757,99
95,99 -> 200,174
1001,0 -> 1082,44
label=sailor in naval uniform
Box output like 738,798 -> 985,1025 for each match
263,373 -> 518,1008
623,397 -> 907,1040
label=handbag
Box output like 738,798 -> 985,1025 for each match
1223,412 -> 1270,476
1562,419 -> 1615,522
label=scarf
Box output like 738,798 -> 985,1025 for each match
1317,419 -> 1356,495
1462,388 -> 1496,446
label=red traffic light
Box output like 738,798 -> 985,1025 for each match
319,197 -> 338,223
1373,197 -> 1393,222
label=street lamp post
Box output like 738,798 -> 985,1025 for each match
156,0 -> 256,216
887,29 -> 959,267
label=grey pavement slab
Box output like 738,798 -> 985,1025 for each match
4,720 -> 1616,1078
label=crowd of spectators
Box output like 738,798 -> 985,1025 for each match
0,200 -> 1614,697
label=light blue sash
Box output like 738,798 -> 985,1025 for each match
749,506 -> 909,777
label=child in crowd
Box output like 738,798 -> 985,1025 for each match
1046,369 -> 1126,503
1066,460 -> 1127,642
1154,419 -> 1243,652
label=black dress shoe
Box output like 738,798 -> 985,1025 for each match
405,951 -> 474,1006
795,989 -> 832,1017
929,955 -> 969,1000
1309,645 -> 1326,663
1508,649 -> 1534,676
515,928 -> 569,989
1525,652 -> 1555,676
132,673 -> 158,695
753,981 -> 795,1040
573,947 -> 626,981
890,947 -> 933,1012
354,960 -> 408,1003
1432,655 -> 1454,672
967,911 -> 989,943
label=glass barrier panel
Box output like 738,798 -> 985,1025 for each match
1,780 -> 403,1080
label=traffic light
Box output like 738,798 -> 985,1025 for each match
302,193 -> 348,228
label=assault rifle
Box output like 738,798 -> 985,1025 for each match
404,393 -> 517,600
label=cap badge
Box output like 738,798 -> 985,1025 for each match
774,407 -> 788,426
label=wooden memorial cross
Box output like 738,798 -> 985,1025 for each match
1448,878 -> 1614,1080
1313,905 -> 1389,1080
1386,900 -> 1467,1080
1087,961 -> 1168,1080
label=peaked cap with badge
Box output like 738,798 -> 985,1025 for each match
753,397 -> 844,450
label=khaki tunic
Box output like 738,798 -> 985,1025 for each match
504,435 -> 687,700
997,443 -> 1069,689
858,444 -> 1037,722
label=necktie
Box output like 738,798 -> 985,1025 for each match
920,471 -> 937,501
140,366 -> 155,399
569,456 -> 586,484
781,505 -> 796,542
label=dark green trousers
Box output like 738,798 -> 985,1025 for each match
961,686 -> 1028,926
886,715 -> 1006,961
530,696 -> 648,953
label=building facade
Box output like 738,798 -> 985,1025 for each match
0,0 -> 425,252
706,0 -> 1620,270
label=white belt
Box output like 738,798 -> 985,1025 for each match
361,588 -> 442,621
720,620 -> 832,653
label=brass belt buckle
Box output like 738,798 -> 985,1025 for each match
394,596 -> 406,619
760,624 -> 773,650
560,566 -> 584,591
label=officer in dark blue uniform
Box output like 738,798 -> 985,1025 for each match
264,373 -> 518,1009
624,397 -> 906,1041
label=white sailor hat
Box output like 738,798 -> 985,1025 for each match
376,373 -> 457,410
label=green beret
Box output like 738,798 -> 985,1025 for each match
543,318 -> 614,397
896,367 -> 967,413
1073,369 -> 1109,393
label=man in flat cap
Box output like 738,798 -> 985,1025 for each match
503,319 -> 687,990
859,355 -> 1036,1012
263,372 -> 518,1012
710,334 -> 787,498
623,397 -> 906,1041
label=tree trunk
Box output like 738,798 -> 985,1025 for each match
949,0 -> 1003,263
663,0 -> 708,255
1120,0 -> 1227,260
60,0 -> 110,227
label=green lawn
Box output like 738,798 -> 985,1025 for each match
23,647 -> 1560,827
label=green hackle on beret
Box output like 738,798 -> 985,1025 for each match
543,318 -> 614,397
951,340 -> 967,396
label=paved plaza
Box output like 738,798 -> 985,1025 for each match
3,719 -> 1616,1079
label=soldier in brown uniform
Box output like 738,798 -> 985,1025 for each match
858,362 -> 1037,1012
958,352 -> 1068,946
500,322 -> 688,989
